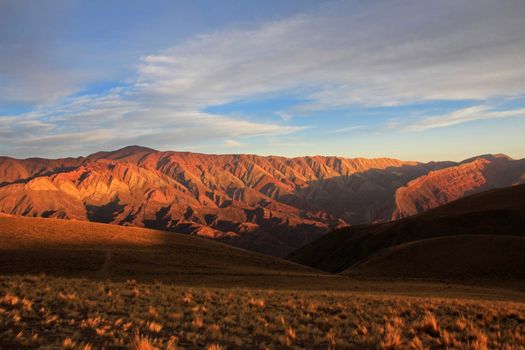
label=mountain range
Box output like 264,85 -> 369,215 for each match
1,146 -> 524,256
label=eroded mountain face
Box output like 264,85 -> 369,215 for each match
0,146 -> 523,256
392,154 -> 525,219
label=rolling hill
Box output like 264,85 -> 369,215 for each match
345,234 -> 525,281
0,213 -> 319,284
288,183 -> 525,281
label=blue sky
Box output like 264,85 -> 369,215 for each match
1,0 -> 525,161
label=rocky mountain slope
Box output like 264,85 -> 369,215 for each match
392,154 -> 525,218
0,146 -> 523,256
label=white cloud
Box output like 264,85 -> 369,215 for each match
136,0 -> 525,109
332,125 -> 365,133
405,106 -> 525,131
0,1 -> 93,104
224,139 -> 243,148
0,90 -> 303,157
276,111 -> 293,122
2,0 -> 525,157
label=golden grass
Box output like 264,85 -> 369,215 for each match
0,274 -> 524,349
417,311 -> 441,337
131,332 -> 158,350
380,323 -> 402,349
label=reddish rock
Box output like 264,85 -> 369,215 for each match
392,155 -> 525,219
1,147 -> 522,256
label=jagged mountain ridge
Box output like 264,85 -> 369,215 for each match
0,146 -> 523,256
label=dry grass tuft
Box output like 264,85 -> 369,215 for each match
62,338 -> 76,348
148,306 -> 160,319
381,323 -> 402,349
182,293 -> 192,304
417,311 -> 440,337
326,328 -> 338,349
146,321 -> 163,333
470,330 -> 489,350
206,344 -> 223,350
165,336 -> 177,350
409,337 -> 428,350
285,326 -> 296,340
455,316 -> 468,331
0,294 -> 19,306
131,332 -> 158,350
58,291 -> 77,301
192,316 -> 204,328
249,297 -> 265,308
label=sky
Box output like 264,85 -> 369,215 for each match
1,0 -> 525,161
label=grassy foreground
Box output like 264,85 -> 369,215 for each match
1,275 -> 524,349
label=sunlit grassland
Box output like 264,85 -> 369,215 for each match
1,275 -> 524,349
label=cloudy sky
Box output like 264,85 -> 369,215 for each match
1,0 -> 524,161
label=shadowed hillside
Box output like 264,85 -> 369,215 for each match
344,235 -> 525,281
0,214 -> 322,285
288,184 -> 525,280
